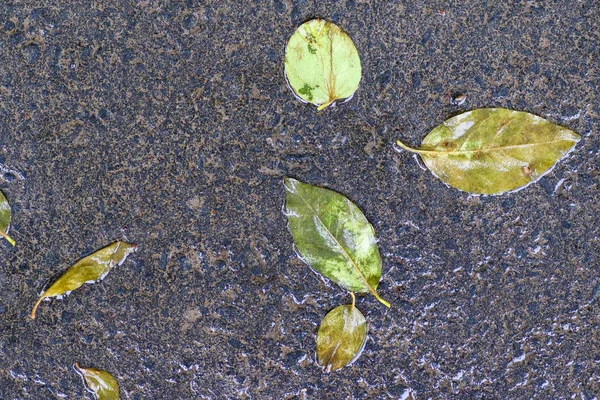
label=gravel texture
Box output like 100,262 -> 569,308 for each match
1,1 -> 599,399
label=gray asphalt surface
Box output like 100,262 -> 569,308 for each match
1,1 -> 599,399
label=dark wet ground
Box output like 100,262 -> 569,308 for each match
1,1 -> 599,399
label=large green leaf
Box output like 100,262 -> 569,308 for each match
396,108 -> 581,194
75,363 -> 120,400
284,178 -> 389,307
31,241 -> 137,319
284,19 -> 361,111
0,190 -> 15,246
317,303 -> 367,372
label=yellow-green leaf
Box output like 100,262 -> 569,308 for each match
75,363 -> 120,400
0,190 -> 15,246
31,241 -> 137,319
396,108 -> 581,194
284,19 -> 361,110
317,303 -> 367,372
284,178 -> 389,307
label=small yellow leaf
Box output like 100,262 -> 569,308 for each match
284,19 -> 361,110
75,363 -> 120,400
317,303 -> 367,372
0,190 -> 15,246
31,241 -> 137,319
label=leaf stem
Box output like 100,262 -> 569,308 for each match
350,292 -> 355,309
395,139 -> 436,155
396,139 -> 576,156
0,230 -> 15,246
317,99 -> 334,111
30,295 -> 44,319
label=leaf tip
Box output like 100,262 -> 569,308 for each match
374,292 -> 390,308
116,240 -> 137,249
283,177 -> 298,192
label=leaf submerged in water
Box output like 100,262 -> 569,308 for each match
284,178 -> 389,307
31,241 -> 137,319
0,190 -> 15,246
396,108 -> 581,194
75,363 -> 120,400
284,19 -> 362,110
317,301 -> 367,372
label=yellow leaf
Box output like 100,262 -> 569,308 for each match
31,241 -> 137,319
284,19 -> 361,110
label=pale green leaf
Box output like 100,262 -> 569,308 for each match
284,178 -> 389,307
31,241 -> 137,319
0,190 -> 15,246
284,19 -> 361,110
317,303 -> 367,372
75,363 -> 120,400
396,108 -> 581,194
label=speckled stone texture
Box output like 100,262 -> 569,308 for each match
1,1 -> 599,399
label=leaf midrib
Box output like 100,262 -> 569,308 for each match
295,191 -> 379,298
410,139 -> 576,156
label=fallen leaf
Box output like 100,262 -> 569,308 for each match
396,108 -> 580,194
0,190 -> 15,246
317,301 -> 367,372
31,241 -> 137,319
75,363 -> 120,400
284,178 -> 389,307
284,19 -> 361,110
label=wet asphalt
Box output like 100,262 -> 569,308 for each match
1,1 -> 599,399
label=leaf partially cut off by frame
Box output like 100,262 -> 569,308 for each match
31,241 -> 137,319
395,108 -> 581,194
317,304 -> 367,372
284,19 -> 361,110
284,178 -> 389,307
0,190 -> 15,246
75,363 -> 120,400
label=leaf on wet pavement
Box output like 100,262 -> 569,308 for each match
284,178 -> 389,307
0,190 -> 15,246
31,241 -> 137,319
395,108 -> 580,194
75,363 -> 120,400
317,303 -> 367,372
284,19 -> 361,110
